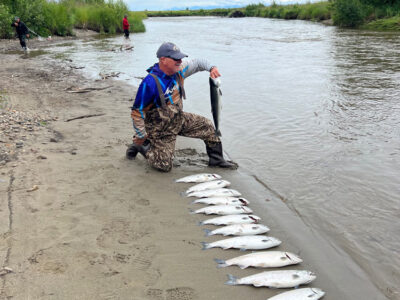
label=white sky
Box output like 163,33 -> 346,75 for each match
125,0 -> 308,11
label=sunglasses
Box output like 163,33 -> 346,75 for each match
167,56 -> 181,62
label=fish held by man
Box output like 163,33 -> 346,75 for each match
192,196 -> 249,206
204,223 -> 269,236
215,251 -> 302,269
267,288 -> 325,300
225,270 -> 316,288
185,179 -> 230,194
176,173 -> 221,183
191,205 -> 253,215
187,188 -> 241,198
209,77 -> 222,137
201,235 -> 281,251
199,214 -> 260,226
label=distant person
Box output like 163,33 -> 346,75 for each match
122,15 -> 130,39
126,42 -> 238,172
11,17 -> 29,51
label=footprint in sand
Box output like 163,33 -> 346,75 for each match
146,287 -> 196,300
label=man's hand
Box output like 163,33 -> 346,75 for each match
26,34 -> 29,38
210,67 -> 221,79
133,137 -> 147,145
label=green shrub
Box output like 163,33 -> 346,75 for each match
0,4 -> 14,38
333,0 -> 365,27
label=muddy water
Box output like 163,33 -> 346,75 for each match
46,17 -> 400,299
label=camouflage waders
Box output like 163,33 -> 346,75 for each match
145,103 -> 220,172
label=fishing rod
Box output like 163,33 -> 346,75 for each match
27,27 -> 44,41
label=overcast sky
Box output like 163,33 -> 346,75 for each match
125,0 -> 308,11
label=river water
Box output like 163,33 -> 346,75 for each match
46,17 -> 400,299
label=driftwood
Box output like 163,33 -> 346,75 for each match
65,86 -> 112,93
99,72 -> 121,80
66,113 -> 106,122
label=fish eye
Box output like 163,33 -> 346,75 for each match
262,239 -> 268,242
242,217 -> 247,220
252,226 -> 258,230
280,257 -> 287,260
235,207 -> 240,210
292,274 -> 300,279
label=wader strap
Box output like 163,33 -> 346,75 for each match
149,73 -> 167,108
177,73 -> 186,100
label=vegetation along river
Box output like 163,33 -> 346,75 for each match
46,16 -> 400,299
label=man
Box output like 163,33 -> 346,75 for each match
122,15 -> 130,39
127,42 -> 238,172
11,17 -> 29,51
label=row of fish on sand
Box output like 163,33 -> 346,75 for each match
175,173 -> 326,300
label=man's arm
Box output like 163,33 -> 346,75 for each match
180,58 -> 217,79
131,77 -> 157,144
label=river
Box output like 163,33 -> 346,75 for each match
46,17 -> 400,299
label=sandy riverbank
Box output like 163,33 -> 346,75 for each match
0,34 -> 390,300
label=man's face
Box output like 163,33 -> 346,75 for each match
160,57 -> 182,75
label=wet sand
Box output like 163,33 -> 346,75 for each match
0,34 -> 390,299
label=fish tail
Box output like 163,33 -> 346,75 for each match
215,129 -> 221,137
214,258 -> 227,268
198,221 -> 204,226
189,209 -> 196,215
201,242 -> 210,250
225,274 -> 238,285
203,229 -> 213,236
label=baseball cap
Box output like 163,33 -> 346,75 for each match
14,16 -> 20,21
156,42 -> 188,60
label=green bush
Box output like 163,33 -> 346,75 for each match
0,4 -> 14,38
333,0 -> 365,27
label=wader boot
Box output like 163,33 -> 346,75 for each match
126,140 -> 150,160
206,142 -> 238,169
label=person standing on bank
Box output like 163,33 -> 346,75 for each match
122,15 -> 130,39
11,17 -> 29,51
127,42 -> 238,172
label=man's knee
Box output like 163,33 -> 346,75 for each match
148,158 -> 173,172
147,151 -> 173,172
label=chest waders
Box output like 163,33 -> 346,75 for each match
130,73 -> 238,171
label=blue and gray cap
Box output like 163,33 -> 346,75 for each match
156,42 -> 188,60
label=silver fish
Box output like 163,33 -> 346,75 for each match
210,77 -> 222,136
187,188 -> 241,198
267,288 -> 325,300
191,205 -> 253,215
176,173 -> 221,183
202,235 -> 281,251
215,251 -> 302,269
199,214 -> 260,226
192,197 -> 249,206
186,180 -> 230,194
204,223 -> 269,236
225,270 -> 316,288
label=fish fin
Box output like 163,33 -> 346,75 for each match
238,264 -> 248,269
219,90 -> 222,96
225,274 -> 238,285
215,129 -> 222,137
203,229 -> 212,236
214,258 -> 227,268
201,242 -> 210,250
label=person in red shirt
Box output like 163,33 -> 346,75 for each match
122,15 -> 130,39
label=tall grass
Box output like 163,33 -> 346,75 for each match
243,2 -> 331,21
0,0 -> 146,39
146,8 -> 234,17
